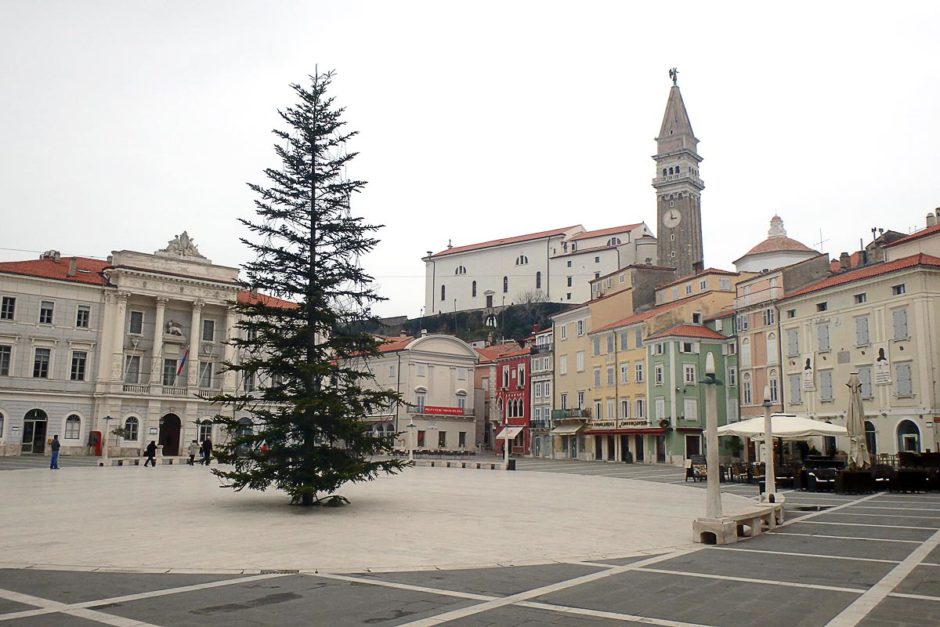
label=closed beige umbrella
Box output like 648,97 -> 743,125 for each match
845,373 -> 872,469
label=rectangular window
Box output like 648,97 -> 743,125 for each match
892,284 -> 906,295
619,332 -> 628,351
438,431 -> 447,447
559,355 -> 568,375
594,401 -> 603,419
763,308 -> 775,326
743,380 -> 752,405
577,391 -> 585,409
417,363 -> 427,377
719,278 -> 731,290
416,393 -> 426,412
728,366 -> 737,387
567,276 -> 573,287
858,366 -> 873,399
70,351 -> 87,381
820,370 -> 834,402
736,314 -> 749,332
685,284 -> 692,295
199,361 -> 213,388
635,329 -> 643,348
635,363 -> 644,383
544,381 -> 550,398
592,336 -> 601,356
576,351 -> 584,372
129,310 -> 144,334
606,366 -> 615,386
655,398 -> 665,420
502,367 -> 509,388
817,302 -> 828,312
33,348 -> 51,378
700,279 -> 707,291
769,377 -> 779,403
854,293 -> 867,304
817,323 -> 830,352
39,301 -> 54,325
560,392 -> 567,409
683,398 -> 698,422
76,305 -> 91,328
198,421 -> 212,442
892,309 -> 908,340
559,324 -> 567,340
620,364 -> 629,384
244,372 -> 255,393
124,355 -> 141,384
202,319 -> 215,342
417,430 -> 426,447
786,329 -> 799,357
517,364 -> 525,386
895,363 -> 913,397
458,431 -> 467,448
576,320 -> 584,336
163,358 -> 177,386
606,334 -> 614,354
786,309 -> 796,319
855,316 -> 870,346
683,364 -> 696,385
593,367 -> 601,387
788,374 -> 802,404
388,364 -> 396,377
0,345 -> 11,376
607,399 -> 615,420
635,398 -> 646,418
457,367 -> 466,381
621,399 -> 630,418
654,365 -> 664,385
0,296 -> 14,320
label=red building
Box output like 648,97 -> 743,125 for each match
494,345 -> 532,456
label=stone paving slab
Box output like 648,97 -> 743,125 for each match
775,522 -> 936,542
810,512 -> 940,528
357,562 -> 607,597
95,573 -> 477,627
0,598 -> 40,615
858,596 -> 939,627
892,564 -> 940,597
0,570 -> 242,605
534,570 -> 859,627
716,533 -> 916,562
927,544 -> 940,562
446,605 -> 631,625
3,613 -> 106,626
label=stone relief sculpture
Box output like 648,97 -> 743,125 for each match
156,231 -> 206,259
165,320 -> 185,336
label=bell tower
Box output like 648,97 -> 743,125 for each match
653,68 -> 704,278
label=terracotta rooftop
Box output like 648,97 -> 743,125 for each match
236,290 -> 297,309
0,256 -> 111,287
884,222 -> 940,247
474,342 -> 520,363
428,225 -> 581,258
377,336 -> 415,353
783,253 -> 940,300
656,267 -> 739,290
741,236 -> 816,257
568,224 -> 642,242
589,293 -> 706,334
647,324 -> 727,341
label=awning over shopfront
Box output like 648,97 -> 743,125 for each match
496,426 -> 524,440
550,424 -> 584,436
583,427 -> 666,436
717,414 -> 847,439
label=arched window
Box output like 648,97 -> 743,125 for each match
503,276 -> 508,293
454,265 -> 467,275
675,165 -> 680,173
767,333 -> 778,364
742,373 -> 753,405
515,255 -> 528,265
606,237 -> 621,246
535,272 -> 541,289
124,416 -> 139,441
472,281 -> 477,297
897,420 -> 921,452
865,420 -> 877,455
740,338 -> 751,368
198,419 -> 213,443
485,314 -> 497,327
64,414 -> 81,440
440,284 -> 446,301
668,166 -> 674,175
662,168 -> 667,177
768,370 -> 778,403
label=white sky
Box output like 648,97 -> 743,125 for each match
2,1 -> 939,318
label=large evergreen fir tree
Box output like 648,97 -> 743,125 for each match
212,69 -> 405,506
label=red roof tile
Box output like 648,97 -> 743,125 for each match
474,342 -> 519,363
0,256 -> 111,286
377,336 -> 415,353
884,223 -> 940,247
656,268 -> 738,291
647,324 -> 727,341
589,293 -> 705,334
741,235 -> 816,257
783,253 -> 940,299
236,290 -> 297,309
568,224 -> 642,242
429,225 -> 581,258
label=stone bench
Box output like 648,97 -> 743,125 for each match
412,459 -> 506,471
693,503 -> 785,545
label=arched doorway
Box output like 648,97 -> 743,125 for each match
159,414 -> 182,456
22,409 -> 48,454
865,420 -> 877,456
897,420 -> 920,453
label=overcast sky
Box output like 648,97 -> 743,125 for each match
2,1 -> 939,317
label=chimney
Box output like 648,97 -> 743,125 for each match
67,257 -> 78,277
839,252 -> 850,270
928,213 -> 937,228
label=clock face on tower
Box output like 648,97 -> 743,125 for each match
663,208 -> 682,228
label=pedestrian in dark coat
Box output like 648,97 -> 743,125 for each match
202,437 -> 213,465
144,440 -> 157,467
50,435 -> 61,470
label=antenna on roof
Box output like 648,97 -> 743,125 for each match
813,229 -> 828,252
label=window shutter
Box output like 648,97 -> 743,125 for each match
892,309 -> 908,339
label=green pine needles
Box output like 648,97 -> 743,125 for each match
210,69 -> 406,506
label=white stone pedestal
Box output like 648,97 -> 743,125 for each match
692,517 -> 738,545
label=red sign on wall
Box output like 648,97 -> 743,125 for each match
423,406 -> 464,416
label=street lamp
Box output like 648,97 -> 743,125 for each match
702,353 -> 722,519
100,415 -> 113,467
762,386 -> 778,503
407,416 -> 416,462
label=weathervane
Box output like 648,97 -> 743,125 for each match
668,67 -> 679,86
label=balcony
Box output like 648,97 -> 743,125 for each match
122,384 -> 148,394
161,386 -> 189,397
551,408 -> 591,419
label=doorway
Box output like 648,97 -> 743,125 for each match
634,435 -> 644,462
655,436 -> 666,463
594,437 -> 603,460
620,435 -> 630,461
685,435 -> 701,458
21,409 -> 48,454
159,413 -> 182,456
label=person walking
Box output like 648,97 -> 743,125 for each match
202,436 -> 213,465
50,434 -> 61,470
187,440 -> 199,466
144,440 -> 157,467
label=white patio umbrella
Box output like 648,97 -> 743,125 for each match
845,373 -> 872,469
718,414 -> 847,439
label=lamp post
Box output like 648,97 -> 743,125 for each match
762,386 -> 777,503
407,416 -> 416,462
101,415 -> 113,467
703,353 -> 722,519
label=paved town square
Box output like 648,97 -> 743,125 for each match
1,461 -> 938,626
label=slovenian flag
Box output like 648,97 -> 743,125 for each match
177,347 -> 190,377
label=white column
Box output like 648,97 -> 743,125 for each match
110,292 -> 129,382
222,305 -> 237,393
187,301 -> 203,389
762,387 -> 778,503
704,353 -> 722,519
150,297 -> 168,385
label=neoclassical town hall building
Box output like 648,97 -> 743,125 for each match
0,234 -> 259,457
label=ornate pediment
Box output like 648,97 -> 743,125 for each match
156,231 -> 207,259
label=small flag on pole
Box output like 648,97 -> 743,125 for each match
177,347 -> 190,377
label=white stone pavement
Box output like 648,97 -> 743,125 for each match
0,464 -> 758,573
